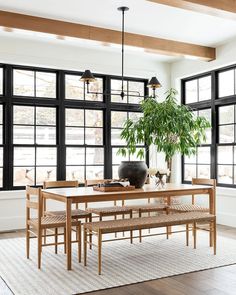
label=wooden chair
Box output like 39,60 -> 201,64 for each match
26,186 -> 81,269
168,178 -> 216,213
85,179 -> 133,240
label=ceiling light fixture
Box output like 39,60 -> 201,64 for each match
81,7 -> 161,99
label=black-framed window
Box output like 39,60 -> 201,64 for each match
0,63 -> 148,190
182,63 -> 236,188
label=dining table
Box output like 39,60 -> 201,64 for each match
41,183 -> 215,270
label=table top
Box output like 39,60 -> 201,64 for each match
42,183 -> 212,199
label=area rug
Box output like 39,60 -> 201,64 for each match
0,230 -> 236,295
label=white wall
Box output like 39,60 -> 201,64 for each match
170,37 -> 236,228
0,35 -> 170,231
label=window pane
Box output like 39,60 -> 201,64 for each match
198,165 -> 210,178
66,166 -> 84,182
199,76 -> 211,101
14,147 -> 35,166
128,81 -> 144,104
129,112 -> 143,122
111,80 -> 128,103
0,68 -> 3,95
111,129 -> 126,145
111,111 -> 127,128
219,125 -> 234,143
66,109 -> 84,126
86,147 -> 104,165
13,126 -> 34,144
13,69 -> 34,96
86,166 -> 104,179
36,167 -> 56,185
66,147 -> 85,165
198,147 -> 210,164
66,127 -> 84,145
219,70 -> 234,98
13,106 -> 34,125
184,153 -> 196,164
218,165 -> 233,184
112,148 -> 128,165
219,105 -> 234,125
36,107 -> 56,125
0,168 -> 2,187
36,147 -> 57,165
112,166 -> 119,179
36,126 -> 56,144
14,167 -> 35,186
85,78 -> 103,101
218,146 -> 233,164
0,125 -> 2,145
199,108 -> 211,144
0,105 -> 2,123
85,128 -> 103,145
36,72 -> 56,98
85,110 -> 103,127
65,75 -> 84,100
185,80 -> 197,103
184,165 -> 196,181
0,147 -> 3,166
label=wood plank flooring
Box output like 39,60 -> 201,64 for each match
0,225 -> 236,295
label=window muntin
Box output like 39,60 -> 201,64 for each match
13,69 -> 56,98
65,74 -> 103,101
111,79 -> 145,104
185,75 -> 211,104
0,67 -> 3,95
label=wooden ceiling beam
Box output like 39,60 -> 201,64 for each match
148,0 -> 236,20
0,10 -> 215,61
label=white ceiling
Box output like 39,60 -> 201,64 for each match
1,0 -> 236,62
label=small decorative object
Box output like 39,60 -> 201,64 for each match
118,161 -> 148,188
93,178 -> 135,192
148,167 -> 170,189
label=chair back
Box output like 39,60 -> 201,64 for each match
43,180 -> 79,189
191,178 -> 216,205
26,186 -> 42,222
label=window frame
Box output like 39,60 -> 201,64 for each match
181,63 -> 236,188
0,63 -> 149,190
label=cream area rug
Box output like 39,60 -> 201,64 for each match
0,230 -> 236,295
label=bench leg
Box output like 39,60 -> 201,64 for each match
139,210 -> 142,243
55,228 -> 58,254
130,211 -> 133,244
193,222 -> 197,249
186,224 -> 189,246
88,214 -> 92,250
83,227 -> 87,266
98,230 -> 102,275
114,215 -> 117,238
64,228 -> 66,254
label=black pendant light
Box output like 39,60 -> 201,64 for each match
81,7 -> 161,99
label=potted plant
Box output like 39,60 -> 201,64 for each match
118,88 -> 210,187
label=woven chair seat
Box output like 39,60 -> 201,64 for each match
169,204 -> 209,213
45,209 -> 91,218
123,204 -> 167,212
84,212 -> 215,234
28,215 -> 81,229
86,206 -> 132,216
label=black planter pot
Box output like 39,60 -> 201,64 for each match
118,161 -> 148,188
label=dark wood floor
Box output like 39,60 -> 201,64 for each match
1,225 -> 236,295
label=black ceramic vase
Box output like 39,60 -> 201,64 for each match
118,161 -> 148,188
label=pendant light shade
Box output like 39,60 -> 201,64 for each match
80,70 -> 97,83
147,76 -> 162,89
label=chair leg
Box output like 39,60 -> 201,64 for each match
130,211 -> 133,244
84,227 -> 87,266
77,224 -> 81,263
114,214 -> 117,238
26,227 -> 30,259
38,229 -> 42,269
193,222 -> 197,249
210,222 -> 213,247
122,213 -> 125,237
98,230 -> 102,275
213,220 -> 217,255
89,214 -> 92,250
139,210 -> 142,243
186,224 -> 189,246
55,228 -> 58,254
64,228 -> 66,254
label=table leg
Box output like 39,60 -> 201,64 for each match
209,187 -> 215,247
66,198 -> 72,270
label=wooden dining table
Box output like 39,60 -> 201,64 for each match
41,183 -> 215,270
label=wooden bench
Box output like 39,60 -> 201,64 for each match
83,212 -> 216,274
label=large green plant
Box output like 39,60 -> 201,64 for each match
118,88 -> 211,171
